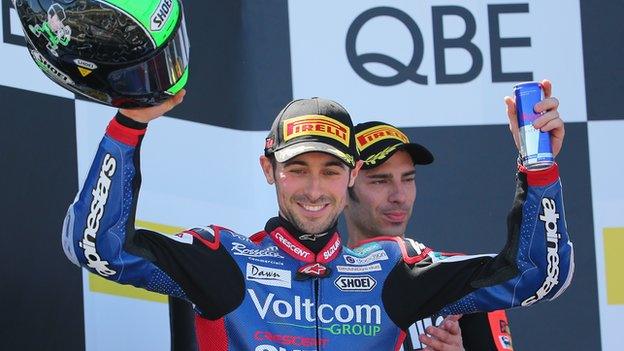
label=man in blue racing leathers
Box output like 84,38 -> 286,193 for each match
62,88 -> 573,351
345,120 -> 519,351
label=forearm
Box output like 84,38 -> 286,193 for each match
61,113 -> 151,282
440,163 -> 574,314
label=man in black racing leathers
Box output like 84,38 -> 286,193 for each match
62,87 -> 573,351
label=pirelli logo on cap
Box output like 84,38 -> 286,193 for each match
283,115 -> 350,146
356,125 -> 409,151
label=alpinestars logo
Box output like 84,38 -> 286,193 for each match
522,197 -> 561,306
151,0 -> 174,31
79,154 -> 117,277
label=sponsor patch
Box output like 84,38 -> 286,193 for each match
282,114 -> 350,147
249,257 -> 284,266
248,289 -> 382,327
346,242 -> 383,257
343,250 -> 388,265
297,263 -> 330,279
336,263 -> 382,273
231,242 -> 285,259
334,275 -> 377,292
246,263 -> 291,288
356,125 -> 409,151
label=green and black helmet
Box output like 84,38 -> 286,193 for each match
15,0 -> 189,107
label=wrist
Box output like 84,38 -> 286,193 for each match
116,111 -> 148,130
118,109 -> 152,125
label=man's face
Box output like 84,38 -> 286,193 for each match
260,152 -> 360,234
345,150 -> 416,238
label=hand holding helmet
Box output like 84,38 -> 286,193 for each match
120,89 -> 186,123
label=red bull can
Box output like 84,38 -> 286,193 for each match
513,82 -> 554,170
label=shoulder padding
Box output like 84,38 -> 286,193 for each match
397,237 -> 432,265
184,225 -> 222,250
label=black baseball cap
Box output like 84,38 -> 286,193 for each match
264,97 -> 358,167
354,121 -> 433,169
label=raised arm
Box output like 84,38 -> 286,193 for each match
383,81 -> 574,327
61,91 -> 245,317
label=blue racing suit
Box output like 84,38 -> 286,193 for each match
62,114 -> 574,351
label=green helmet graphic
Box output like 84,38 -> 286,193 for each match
15,0 -> 190,108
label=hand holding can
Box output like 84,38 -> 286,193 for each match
505,79 -> 565,169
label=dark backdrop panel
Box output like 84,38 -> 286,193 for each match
400,122 -> 600,350
150,0 -> 293,130
581,0 -> 624,120
3,0 -> 294,130
0,86 -> 84,351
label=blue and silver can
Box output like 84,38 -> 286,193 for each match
513,82 -> 554,170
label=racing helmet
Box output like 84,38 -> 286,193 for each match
14,0 -> 190,108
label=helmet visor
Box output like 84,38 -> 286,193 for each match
107,17 -> 189,96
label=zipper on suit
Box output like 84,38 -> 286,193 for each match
314,278 -> 320,351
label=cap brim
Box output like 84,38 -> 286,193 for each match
402,143 -> 434,165
274,141 -> 355,167
361,142 -> 434,169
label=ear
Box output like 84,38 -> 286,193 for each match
259,155 -> 275,184
348,160 -> 364,187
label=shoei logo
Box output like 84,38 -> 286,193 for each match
283,115 -> 350,147
80,154 -> 117,277
246,263 -> 292,289
522,197 -> 561,306
151,0 -> 174,31
356,125 -> 409,151
30,49 -> 74,85
334,275 -> 377,292
73,59 -> 97,70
